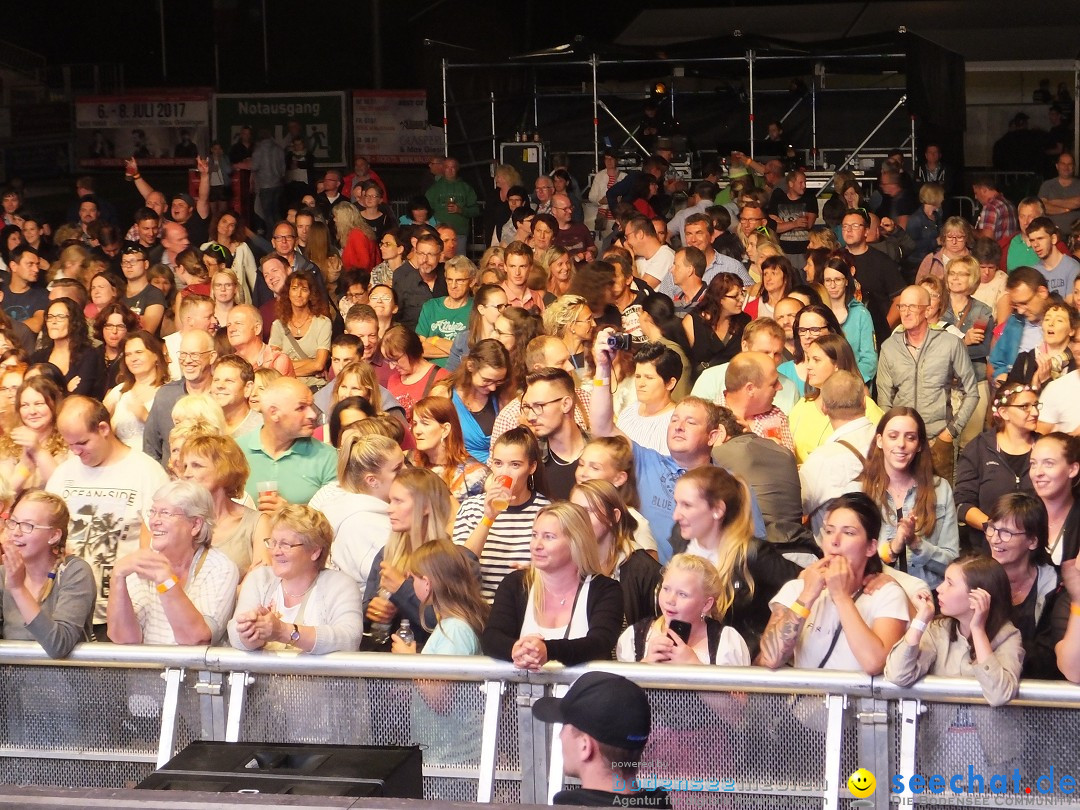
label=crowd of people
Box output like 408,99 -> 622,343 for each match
3,134 -> 1080,748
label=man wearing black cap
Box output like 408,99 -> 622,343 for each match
533,671 -> 671,807
129,155 -> 211,246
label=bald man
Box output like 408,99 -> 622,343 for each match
238,377 -> 337,507
714,351 -> 793,452
143,329 -> 218,466
877,285 -> 977,482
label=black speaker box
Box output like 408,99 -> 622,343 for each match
138,741 -> 423,798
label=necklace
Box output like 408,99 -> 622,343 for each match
283,577 -> 316,600
290,313 -> 312,337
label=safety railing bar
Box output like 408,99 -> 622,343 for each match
203,648 -> 527,681
569,662 -> 876,695
822,694 -> 845,810
0,641 -> 208,669
0,747 -> 157,763
874,675 -> 1080,705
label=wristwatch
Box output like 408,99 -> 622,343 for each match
289,624 -> 300,645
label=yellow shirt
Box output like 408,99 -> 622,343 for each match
789,395 -> 884,464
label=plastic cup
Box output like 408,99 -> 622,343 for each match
490,475 -> 512,512
973,317 -> 988,332
257,481 -> 278,499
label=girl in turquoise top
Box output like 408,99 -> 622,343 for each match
391,537 -> 487,656
820,254 -> 878,383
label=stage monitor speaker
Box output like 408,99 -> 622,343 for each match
499,142 -> 545,189
137,741 -> 423,798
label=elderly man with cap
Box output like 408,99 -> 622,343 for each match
533,671 -> 671,807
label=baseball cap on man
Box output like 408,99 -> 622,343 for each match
532,671 -> 651,749
171,192 -> 195,207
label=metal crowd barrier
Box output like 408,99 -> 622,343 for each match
1,641 -> 1078,809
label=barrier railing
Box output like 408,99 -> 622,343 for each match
0,642 -> 1076,809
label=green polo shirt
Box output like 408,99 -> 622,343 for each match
239,430 -> 338,505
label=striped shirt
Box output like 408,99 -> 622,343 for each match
453,492 -> 551,601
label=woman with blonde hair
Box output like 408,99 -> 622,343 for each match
541,246 -> 573,298
0,377 -> 68,495
309,432 -> 401,601
411,395 -> 489,501
670,465 -> 800,656
364,467 -> 457,648
178,433 -> 271,573
617,553 -> 750,665
477,246 -> 507,287
570,479 -> 661,626
333,201 -> 379,271
207,211 -> 256,303
391,537 -> 488,656
228,504 -> 363,654
0,490 -> 95,657
482,501 -> 623,667
542,294 -> 595,382
249,367 -> 281,413
211,269 -> 241,329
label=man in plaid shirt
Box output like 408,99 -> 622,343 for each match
973,176 -> 1020,242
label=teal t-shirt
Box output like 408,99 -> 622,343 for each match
239,432 -> 337,505
416,296 -> 471,368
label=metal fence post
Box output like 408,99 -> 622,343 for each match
155,668 -> 185,769
476,680 -> 504,803
224,671 -> 253,743
822,693 -> 846,810
896,698 -> 921,803
195,670 -> 225,742
517,682 -> 549,804
855,697 -> 891,810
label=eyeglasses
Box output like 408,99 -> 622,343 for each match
520,397 -> 566,417
738,216 -> 765,223
263,538 -> 307,551
177,350 -> 212,361
944,234 -> 967,242
822,277 -> 847,287
482,302 -> 508,311
1005,401 -> 1041,412
121,259 -> 145,268
896,304 -> 927,313
797,326 -> 828,336
45,314 -> 69,322
984,524 -> 1027,543
841,223 -> 866,231
369,296 -> 393,304
723,291 -> 745,302
103,323 -> 127,332
378,241 -> 397,248
147,508 -> 188,521
3,518 -> 52,534
272,235 -> 295,242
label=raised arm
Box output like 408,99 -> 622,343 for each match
589,327 -> 628,440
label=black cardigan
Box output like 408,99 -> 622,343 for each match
617,549 -> 662,628
481,570 -> 623,665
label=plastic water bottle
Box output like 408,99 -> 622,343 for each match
370,588 -> 392,645
397,620 -> 415,647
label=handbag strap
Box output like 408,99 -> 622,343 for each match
812,587 -> 864,669
282,328 -> 312,361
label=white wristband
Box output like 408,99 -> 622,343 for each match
909,618 -> 928,634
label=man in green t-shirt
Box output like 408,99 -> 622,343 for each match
416,257 -> 473,367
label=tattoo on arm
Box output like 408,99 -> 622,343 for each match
755,605 -> 804,669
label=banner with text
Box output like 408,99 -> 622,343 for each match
352,90 -> 443,165
74,92 -> 211,169
214,92 -> 347,169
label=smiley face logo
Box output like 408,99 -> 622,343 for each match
848,768 -> 876,797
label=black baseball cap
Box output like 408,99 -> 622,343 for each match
532,672 -> 651,749
171,192 -> 195,207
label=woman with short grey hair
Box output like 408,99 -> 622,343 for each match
106,480 -> 239,645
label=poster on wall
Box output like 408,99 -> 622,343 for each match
214,92 -> 348,169
74,92 -> 211,169
352,90 -> 444,165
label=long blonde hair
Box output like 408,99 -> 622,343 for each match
383,467 -> 452,572
409,537 -> 489,637
647,553 -> 724,643
678,466 -> 756,617
524,501 -> 603,613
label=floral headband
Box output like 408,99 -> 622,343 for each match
993,383 -> 1034,411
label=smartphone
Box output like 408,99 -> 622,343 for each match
668,620 -> 691,643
